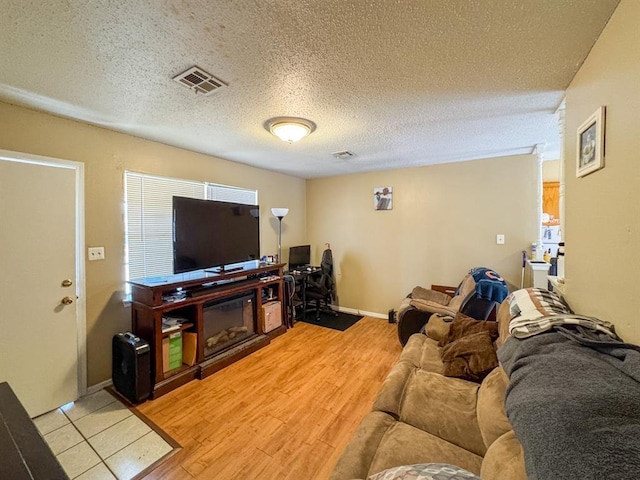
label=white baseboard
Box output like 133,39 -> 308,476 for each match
332,305 -> 387,319
86,379 -> 113,396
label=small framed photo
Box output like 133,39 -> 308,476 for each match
576,106 -> 605,178
374,186 -> 393,210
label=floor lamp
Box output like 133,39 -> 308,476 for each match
271,208 -> 289,264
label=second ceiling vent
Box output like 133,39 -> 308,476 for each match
173,66 -> 227,96
332,150 -> 357,160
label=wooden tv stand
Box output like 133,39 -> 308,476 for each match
129,262 -> 286,398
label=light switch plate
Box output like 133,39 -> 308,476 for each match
88,246 -> 105,261
496,234 -> 505,245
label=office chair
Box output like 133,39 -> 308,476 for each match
305,248 -> 339,320
283,274 -> 296,327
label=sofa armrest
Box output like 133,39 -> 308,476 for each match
328,412 -> 397,480
397,307 -> 431,346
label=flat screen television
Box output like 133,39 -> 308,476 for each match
173,196 -> 260,274
288,245 -> 311,270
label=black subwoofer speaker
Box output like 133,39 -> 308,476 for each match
112,332 -> 151,404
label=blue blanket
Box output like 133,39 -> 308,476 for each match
468,267 -> 508,304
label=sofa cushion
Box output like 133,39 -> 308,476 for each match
373,358 -> 485,457
367,463 -> 480,480
374,335 -> 444,415
425,314 -> 451,343
410,286 -> 457,317
438,313 -> 499,347
329,412 -> 483,480
411,286 -> 452,305
476,367 -> 511,449
479,431 -> 527,480
399,370 -> 486,456
411,298 -> 458,317
367,420 -> 483,477
440,331 -> 498,382
398,334 -> 444,374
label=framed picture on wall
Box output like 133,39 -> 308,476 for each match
576,106 -> 605,178
374,186 -> 393,210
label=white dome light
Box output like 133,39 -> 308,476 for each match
265,117 -> 316,143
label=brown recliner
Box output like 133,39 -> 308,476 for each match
397,271 -> 505,346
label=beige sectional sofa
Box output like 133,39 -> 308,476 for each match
330,303 -> 526,479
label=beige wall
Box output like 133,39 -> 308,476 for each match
0,101 -> 307,386
543,159 -> 560,182
564,0 -> 640,344
306,155 -> 538,316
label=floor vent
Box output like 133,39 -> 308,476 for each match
173,66 -> 227,96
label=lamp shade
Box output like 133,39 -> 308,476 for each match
271,208 -> 289,218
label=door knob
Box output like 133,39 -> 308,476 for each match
62,279 -> 73,287
61,296 -> 74,305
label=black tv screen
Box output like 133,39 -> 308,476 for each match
289,245 -> 310,269
173,196 -> 260,273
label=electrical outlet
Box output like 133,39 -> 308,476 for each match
88,246 -> 105,261
496,234 -> 505,245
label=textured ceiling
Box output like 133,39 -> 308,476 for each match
0,0 -> 619,178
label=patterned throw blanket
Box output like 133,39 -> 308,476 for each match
507,287 -> 617,339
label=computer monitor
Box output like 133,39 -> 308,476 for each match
288,245 -> 311,269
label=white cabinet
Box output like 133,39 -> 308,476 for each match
526,259 -> 551,289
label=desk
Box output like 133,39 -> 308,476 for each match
285,267 -> 321,322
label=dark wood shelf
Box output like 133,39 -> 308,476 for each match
160,322 -> 194,338
129,263 -> 286,308
129,263 -> 287,398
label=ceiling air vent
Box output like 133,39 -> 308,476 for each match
173,66 -> 227,96
332,150 -> 357,160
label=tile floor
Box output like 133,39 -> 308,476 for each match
33,389 -> 175,480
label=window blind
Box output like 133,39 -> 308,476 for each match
125,172 -> 257,282
207,183 -> 257,205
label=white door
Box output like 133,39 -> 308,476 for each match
0,155 -> 82,417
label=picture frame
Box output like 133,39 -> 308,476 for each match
576,106 -> 605,178
374,186 -> 393,210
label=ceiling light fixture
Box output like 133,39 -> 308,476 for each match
265,117 -> 316,143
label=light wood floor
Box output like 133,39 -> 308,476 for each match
137,316 -> 403,480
